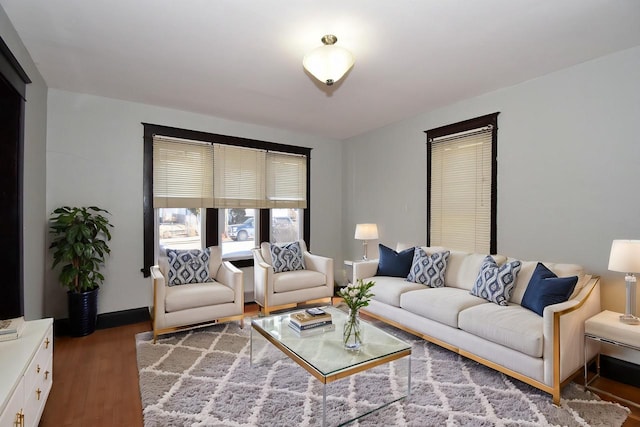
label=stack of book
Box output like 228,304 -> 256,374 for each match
288,309 -> 334,337
0,316 -> 26,342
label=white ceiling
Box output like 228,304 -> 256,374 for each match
2,0 -> 640,140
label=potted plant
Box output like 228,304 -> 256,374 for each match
49,206 -> 113,336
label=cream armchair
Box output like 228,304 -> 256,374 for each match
253,240 -> 334,315
150,246 -> 244,342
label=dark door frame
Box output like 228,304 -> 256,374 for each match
0,36 -> 31,319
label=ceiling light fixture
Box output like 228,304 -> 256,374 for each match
303,34 -> 354,86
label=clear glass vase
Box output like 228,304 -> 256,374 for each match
343,309 -> 362,352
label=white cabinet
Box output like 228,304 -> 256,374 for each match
0,319 -> 53,427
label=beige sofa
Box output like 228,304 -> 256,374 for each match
354,245 -> 601,404
150,246 -> 244,342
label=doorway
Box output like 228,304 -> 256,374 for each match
0,37 -> 30,319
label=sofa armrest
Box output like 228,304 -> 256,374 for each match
353,260 -> 379,282
304,252 -> 334,288
542,276 -> 601,387
216,261 -> 243,303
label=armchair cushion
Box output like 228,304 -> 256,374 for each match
165,280 -> 235,312
270,241 -> 306,273
166,248 -> 214,286
273,270 -> 327,293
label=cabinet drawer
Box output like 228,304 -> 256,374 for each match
25,355 -> 52,427
0,378 -> 23,427
24,326 -> 53,398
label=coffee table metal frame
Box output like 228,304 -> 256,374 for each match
250,306 -> 412,426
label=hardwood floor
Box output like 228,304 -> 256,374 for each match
40,321 -> 150,427
41,304 -> 640,426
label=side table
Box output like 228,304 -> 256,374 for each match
584,310 -> 640,408
344,259 -> 366,285
344,260 -> 355,285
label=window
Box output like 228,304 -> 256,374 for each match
141,124 -> 311,276
221,208 -> 258,259
425,113 -> 498,254
271,208 -> 302,244
157,208 -> 203,250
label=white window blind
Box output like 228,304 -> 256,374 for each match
153,135 -> 307,209
153,137 -> 214,208
266,152 -> 307,208
430,127 -> 492,253
213,144 -> 266,208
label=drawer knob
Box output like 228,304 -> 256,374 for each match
45,370 -> 50,380
36,388 -> 41,400
37,364 -> 40,373
45,338 -> 50,349
14,410 -> 25,427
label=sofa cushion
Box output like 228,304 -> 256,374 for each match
166,248 -> 214,286
521,263 -> 578,316
444,250 -> 508,291
458,303 -> 544,358
407,248 -> 450,287
376,244 -> 414,277
369,276 -> 424,307
400,287 -> 488,328
470,256 -> 522,305
273,269 -> 325,293
270,241 -> 306,273
510,260 -> 585,304
165,281 -> 235,312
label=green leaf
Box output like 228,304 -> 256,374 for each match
49,205 -> 113,292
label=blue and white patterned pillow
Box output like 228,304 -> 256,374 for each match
270,241 -> 306,273
407,248 -> 450,287
470,256 -> 522,305
166,248 -> 213,286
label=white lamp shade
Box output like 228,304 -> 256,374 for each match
608,240 -> 640,273
355,223 -> 379,240
303,44 -> 354,85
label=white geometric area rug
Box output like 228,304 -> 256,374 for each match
136,322 -> 629,427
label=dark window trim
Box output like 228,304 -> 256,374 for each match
424,112 -> 499,254
0,37 -> 31,100
142,123 -> 312,276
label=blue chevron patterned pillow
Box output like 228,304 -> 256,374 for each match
407,248 -> 450,287
270,241 -> 306,273
166,248 -> 213,286
470,256 -> 522,305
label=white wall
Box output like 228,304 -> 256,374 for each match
1,7 -> 48,320
343,46 -> 640,315
46,90 -> 343,318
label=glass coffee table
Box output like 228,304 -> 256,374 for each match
250,305 -> 411,426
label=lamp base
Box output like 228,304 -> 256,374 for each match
619,314 -> 640,325
621,275 -> 639,325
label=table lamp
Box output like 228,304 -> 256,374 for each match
355,223 -> 378,260
608,239 -> 640,325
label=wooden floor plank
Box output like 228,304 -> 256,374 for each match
39,305 -> 640,426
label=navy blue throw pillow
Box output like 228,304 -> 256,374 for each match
376,244 -> 415,277
521,263 -> 578,316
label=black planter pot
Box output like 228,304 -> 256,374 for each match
67,288 -> 99,337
